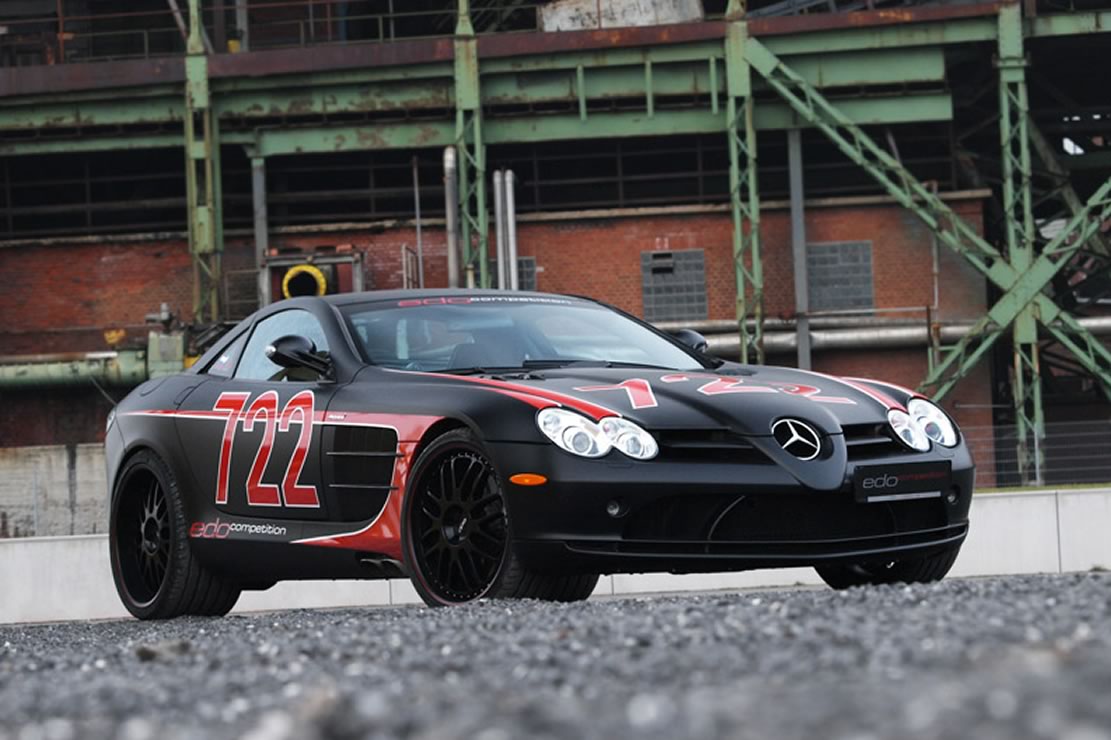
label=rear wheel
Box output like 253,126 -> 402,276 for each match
402,429 -> 598,606
815,544 -> 962,590
110,450 -> 241,619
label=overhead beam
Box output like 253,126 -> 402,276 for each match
1028,11 -> 1111,38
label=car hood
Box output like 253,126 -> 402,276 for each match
475,365 -> 906,435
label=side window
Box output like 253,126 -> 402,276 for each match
235,309 -> 330,382
205,331 -> 248,378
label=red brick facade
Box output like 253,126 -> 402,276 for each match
0,195 -> 994,480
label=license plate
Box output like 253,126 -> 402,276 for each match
852,461 -> 951,503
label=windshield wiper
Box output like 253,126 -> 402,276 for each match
521,360 -> 678,371
440,366 -> 538,377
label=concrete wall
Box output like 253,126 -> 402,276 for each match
0,443 -> 106,538
3,488 -> 1108,625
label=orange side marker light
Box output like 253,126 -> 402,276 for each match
509,473 -> 548,487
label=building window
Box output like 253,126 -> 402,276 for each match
807,241 -> 875,312
641,249 -> 708,323
518,257 -> 538,292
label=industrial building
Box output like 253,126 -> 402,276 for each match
1,0 -> 1110,536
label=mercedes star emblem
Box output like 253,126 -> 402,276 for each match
771,418 -> 823,461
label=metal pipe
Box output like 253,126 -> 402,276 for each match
493,170 -> 506,290
506,169 -> 519,290
412,156 -> 425,288
655,317 -> 946,333
235,0 -> 249,51
251,157 -> 271,307
0,351 -> 147,388
704,316 -> 1111,358
788,129 -> 811,370
443,147 -> 460,288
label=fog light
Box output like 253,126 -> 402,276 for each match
605,500 -> 624,518
946,487 -> 960,504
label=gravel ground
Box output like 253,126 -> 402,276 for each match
2,573 -> 1111,740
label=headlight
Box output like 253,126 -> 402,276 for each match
106,408 -> 117,433
537,408 -> 611,458
907,398 -> 959,448
535,409 -> 659,460
888,408 -> 931,452
600,417 -> 659,460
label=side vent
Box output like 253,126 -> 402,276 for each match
324,425 -> 400,522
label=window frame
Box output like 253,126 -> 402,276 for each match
231,307 -> 333,383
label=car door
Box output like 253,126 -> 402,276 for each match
176,308 -> 336,522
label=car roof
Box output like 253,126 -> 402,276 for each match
321,289 -> 597,307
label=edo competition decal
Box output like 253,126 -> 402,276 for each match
190,518 -> 289,540
214,389 -> 321,509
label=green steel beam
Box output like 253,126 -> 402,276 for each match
254,122 -> 454,157
744,37 -> 1013,286
914,180 -> 1111,401
1028,11 -> 1111,37
0,92 -> 952,159
214,80 -> 453,119
725,7 -> 763,364
997,3 -> 1043,483
742,30 -> 1111,431
0,98 -> 185,130
0,134 -> 186,157
759,16 -> 996,55
455,0 -> 489,289
185,0 -> 222,323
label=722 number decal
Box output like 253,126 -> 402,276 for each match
214,390 -> 320,508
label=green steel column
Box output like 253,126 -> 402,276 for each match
454,0 -> 489,288
724,1 -> 763,364
998,3 -> 1043,483
184,0 -> 223,323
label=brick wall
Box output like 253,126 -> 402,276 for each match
0,196 -> 994,481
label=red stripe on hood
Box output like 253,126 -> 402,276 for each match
390,370 -> 618,420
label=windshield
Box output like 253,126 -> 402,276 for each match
341,296 -> 707,372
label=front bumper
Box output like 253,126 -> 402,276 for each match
489,441 -> 974,575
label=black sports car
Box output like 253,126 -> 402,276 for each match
106,290 -> 973,618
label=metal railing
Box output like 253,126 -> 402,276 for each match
964,420 -> 1111,489
0,1 -> 543,67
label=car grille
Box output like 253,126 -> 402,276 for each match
654,428 -> 771,465
621,492 -> 950,543
654,423 -> 907,464
842,423 -> 905,460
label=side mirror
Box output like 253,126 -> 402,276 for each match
672,328 -> 710,354
265,334 -> 331,377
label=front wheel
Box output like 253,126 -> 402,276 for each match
815,544 -> 962,590
402,429 -> 598,606
109,450 -> 241,619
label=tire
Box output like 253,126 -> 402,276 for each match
815,544 -> 962,590
402,428 -> 599,606
109,449 -> 241,619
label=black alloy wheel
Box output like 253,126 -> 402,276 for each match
110,450 -> 241,619
403,428 -> 602,607
116,468 -> 171,607
410,444 -> 509,602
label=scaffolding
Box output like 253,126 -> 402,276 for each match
1,0 -> 1110,482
